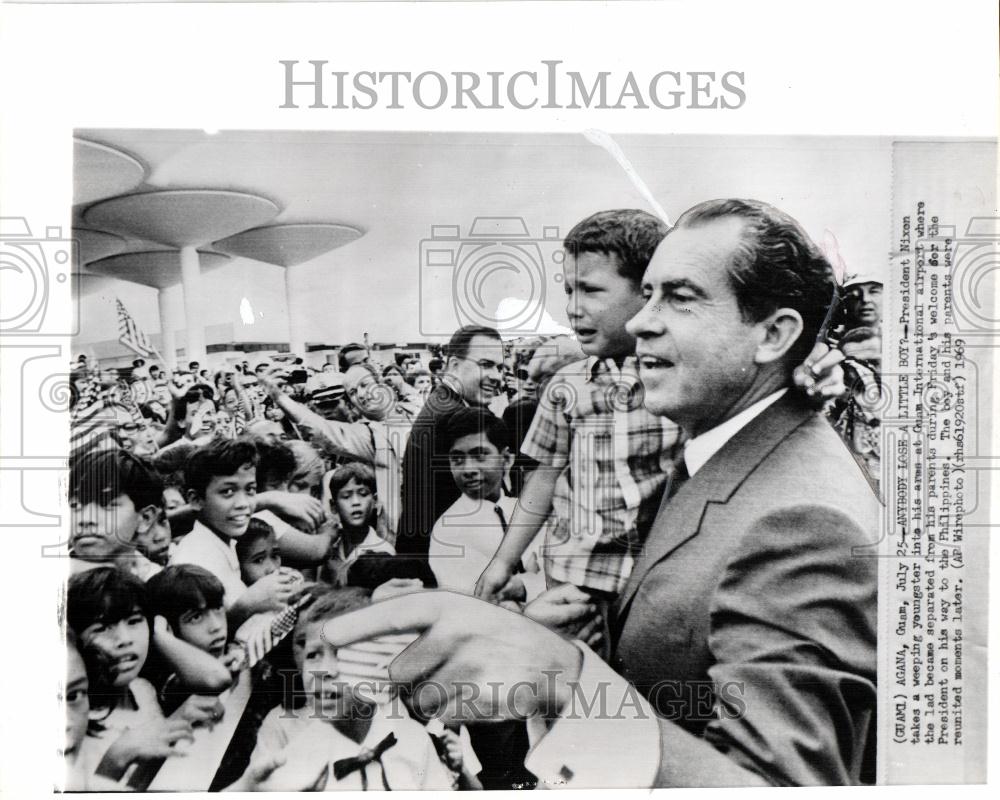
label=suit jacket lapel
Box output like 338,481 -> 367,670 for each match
616,394 -> 817,617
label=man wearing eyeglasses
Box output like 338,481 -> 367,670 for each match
396,325 -> 505,577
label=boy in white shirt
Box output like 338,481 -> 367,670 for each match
170,438 -> 298,629
227,586 -> 478,790
429,408 -> 544,599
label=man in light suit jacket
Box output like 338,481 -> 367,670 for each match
323,198 -> 879,788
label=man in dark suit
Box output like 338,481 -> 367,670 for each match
396,324 -> 504,572
325,199 -> 879,787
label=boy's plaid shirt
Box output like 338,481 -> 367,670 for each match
521,356 -> 683,595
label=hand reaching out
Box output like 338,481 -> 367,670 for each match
793,341 -> 846,403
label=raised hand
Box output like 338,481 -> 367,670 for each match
323,590 -> 583,723
793,340 -> 846,402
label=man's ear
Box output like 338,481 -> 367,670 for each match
753,308 -> 804,365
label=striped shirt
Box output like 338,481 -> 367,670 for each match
521,356 -> 682,594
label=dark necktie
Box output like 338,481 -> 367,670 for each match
667,451 -> 690,500
493,503 -> 525,574
493,504 -> 509,533
332,732 -> 397,789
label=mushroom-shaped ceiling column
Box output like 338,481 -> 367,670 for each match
214,223 -> 364,355
87,250 -> 232,367
84,190 -> 279,364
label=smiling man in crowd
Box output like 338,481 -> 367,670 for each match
328,199 -> 879,788
395,324 -> 505,576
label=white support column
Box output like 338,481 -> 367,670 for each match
157,288 -> 177,369
285,265 -> 305,355
180,245 -> 206,364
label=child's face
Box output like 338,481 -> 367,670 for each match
70,493 -> 140,560
162,486 -> 185,512
176,605 -> 228,658
449,432 -> 511,501
79,606 -> 150,688
63,646 -> 90,758
289,465 -> 323,498
133,510 -> 171,566
293,619 -> 368,722
190,463 -> 256,539
563,251 -> 645,360
413,374 -> 432,395
240,531 -> 281,585
334,477 -> 374,530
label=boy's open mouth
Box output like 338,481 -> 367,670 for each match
111,653 -> 141,674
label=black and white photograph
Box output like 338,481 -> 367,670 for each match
0,2 -> 996,796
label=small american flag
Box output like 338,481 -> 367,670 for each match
242,599 -> 306,668
116,297 -> 156,358
69,373 -> 145,461
70,372 -> 114,460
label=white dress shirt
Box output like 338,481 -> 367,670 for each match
683,389 -> 788,476
429,493 -> 545,599
526,388 -> 789,787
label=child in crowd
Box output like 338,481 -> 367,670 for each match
170,438 -> 300,628
235,519 -> 284,588
66,567 -> 230,785
251,439 -> 335,568
69,448 -> 167,582
324,463 -> 394,586
133,509 -> 172,567
429,408 -> 544,600
62,629 -> 98,790
477,210 -> 681,616
146,565 -> 245,728
286,439 -> 327,499
147,565 -> 241,664
226,586 -> 478,791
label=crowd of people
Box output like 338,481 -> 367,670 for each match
61,203 -> 884,790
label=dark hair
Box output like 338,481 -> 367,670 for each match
254,440 -> 297,489
438,407 -> 511,454
184,383 -> 216,404
69,448 -> 164,512
673,199 -> 836,366
173,383 -> 216,422
184,437 -> 259,498
404,368 -> 431,387
235,518 -> 276,562
347,553 -> 429,590
150,441 -> 198,491
428,357 -> 443,374
67,567 -> 149,635
146,565 -> 225,631
382,364 -> 403,379
297,585 -> 371,630
443,325 -> 502,362
327,462 -> 377,499
338,343 -> 366,372
563,209 -> 670,285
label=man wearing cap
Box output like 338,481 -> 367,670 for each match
830,270 -> 884,489
306,373 -> 352,423
840,270 -> 883,334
